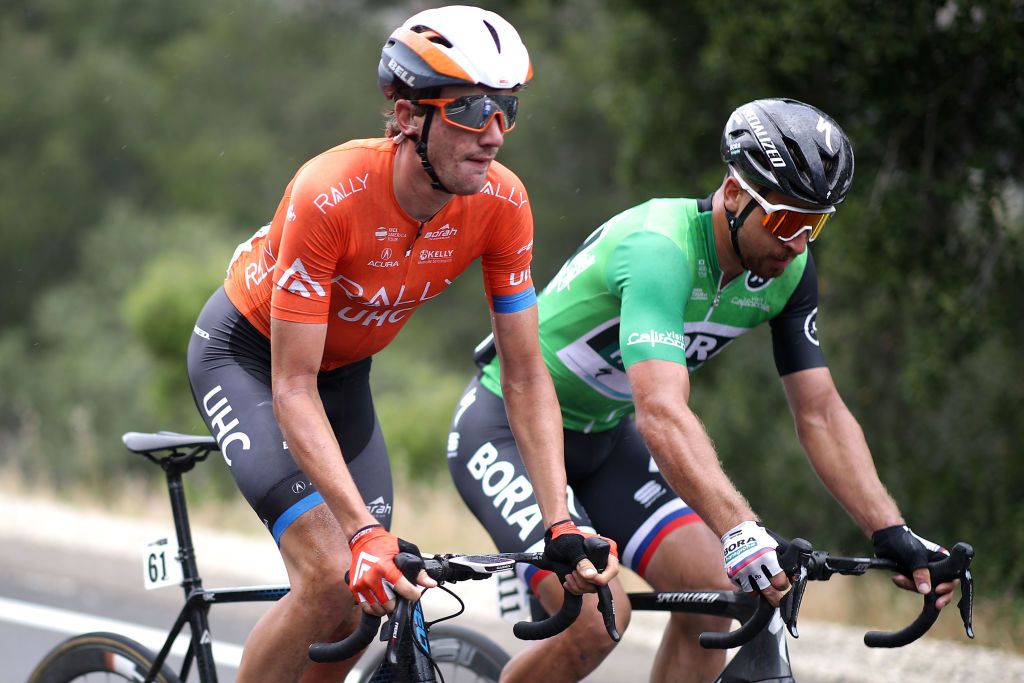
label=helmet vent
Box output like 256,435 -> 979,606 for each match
483,20 -> 502,52
785,139 -> 813,189
821,154 -> 837,181
411,26 -> 453,48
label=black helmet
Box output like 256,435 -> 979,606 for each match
721,98 -> 854,206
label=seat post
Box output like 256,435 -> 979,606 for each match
162,455 -> 204,595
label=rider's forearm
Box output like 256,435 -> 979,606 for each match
273,385 -> 378,537
501,368 -> 571,526
635,402 -> 756,537
795,400 -> 903,536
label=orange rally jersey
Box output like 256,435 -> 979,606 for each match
223,137 -> 536,371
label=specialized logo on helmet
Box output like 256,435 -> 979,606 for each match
804,308 -> 819,346
741,107 -> 786,168
815,116 -> 835,152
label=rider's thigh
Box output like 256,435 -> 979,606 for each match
644,520 -> 734,592
447,376 -> 594,552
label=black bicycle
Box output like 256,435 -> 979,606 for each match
26,431 -> 607,683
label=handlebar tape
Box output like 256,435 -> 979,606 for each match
309,613 -> 382,663
864,542 -> 974,648
699,595 -> 775,649
514,591 -> 583,640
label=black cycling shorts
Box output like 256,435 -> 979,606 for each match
186,287 -> 393,545
447,376 -> 702,595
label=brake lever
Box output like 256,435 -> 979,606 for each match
958,561 -> 975,639
583,536 -> 620,642
777,538 -> 812,638
383,551 -> 426,664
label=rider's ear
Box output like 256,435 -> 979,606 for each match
394,100 -> 424,139
722,175 -> 743,213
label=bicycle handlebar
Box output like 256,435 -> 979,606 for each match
512,537 -> 619,641
696,539 -> 975,651
699,538 -> 812,649
310,541 -> 620,663
859,542 -> 974,647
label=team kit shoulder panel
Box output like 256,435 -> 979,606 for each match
224,137 -> 536,371
482,195 -> 817,433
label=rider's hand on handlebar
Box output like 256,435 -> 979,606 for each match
544,519 -> 620,595
721,521 -> 791,607
871,524 -> 957,608
348,525 -> 437,616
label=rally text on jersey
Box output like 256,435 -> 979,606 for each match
314,173 -> 370,214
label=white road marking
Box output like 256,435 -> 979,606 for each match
0,596 -> 243,668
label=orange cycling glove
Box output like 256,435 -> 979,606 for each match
348,524 -> 405,605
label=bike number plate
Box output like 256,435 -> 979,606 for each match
143,536 -> 183,590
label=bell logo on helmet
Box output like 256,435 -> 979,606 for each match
387,58 -> 416,87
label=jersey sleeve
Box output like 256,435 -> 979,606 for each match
606,231 -> 692,367
269,164 -> 348,325
481,193 -> 536,314
770,251 -> 827,375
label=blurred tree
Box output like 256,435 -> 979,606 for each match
1,0 -> 1021,599
587,0 -> 1024,591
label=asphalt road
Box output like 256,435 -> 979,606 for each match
0,505 -> 659,683
2,492 -> 1017,683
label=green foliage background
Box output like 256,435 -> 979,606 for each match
1,0 -> 1021,604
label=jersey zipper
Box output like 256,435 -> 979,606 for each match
706,272 -> 725,321
405,222 -> 425,257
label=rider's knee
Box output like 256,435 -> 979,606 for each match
668,610 -> 730,638
290,548 -> 352,610
564,596 -> 629,662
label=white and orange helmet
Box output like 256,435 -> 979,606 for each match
378,5 -> 533,99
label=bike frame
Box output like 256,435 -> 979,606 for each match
629,591 -> 793,683
143,453 -> 290,683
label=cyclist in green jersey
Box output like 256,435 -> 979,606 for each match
448,98 -> 956,682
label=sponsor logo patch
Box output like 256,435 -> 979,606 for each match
626,329 -> 687,350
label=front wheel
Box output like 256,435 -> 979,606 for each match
28,631 -> 181,683
349,623 -> 510,683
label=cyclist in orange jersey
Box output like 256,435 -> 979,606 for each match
186,7 -> 617,682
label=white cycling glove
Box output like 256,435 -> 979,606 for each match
721,521 -> 782,592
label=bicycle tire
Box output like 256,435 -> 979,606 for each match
351,624 -> 510,683
27,631 -> 181,683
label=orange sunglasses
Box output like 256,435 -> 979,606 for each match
412,94 -> 519,133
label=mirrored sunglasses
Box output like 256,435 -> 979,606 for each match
413,94 -> 519,133
730,168 -> 835,242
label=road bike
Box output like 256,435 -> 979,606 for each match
26,431 -> 606,683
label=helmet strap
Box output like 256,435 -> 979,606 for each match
414,107 -> 452,195
725,199 -> 758,271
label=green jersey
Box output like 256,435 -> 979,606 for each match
480,195 -> 825,432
